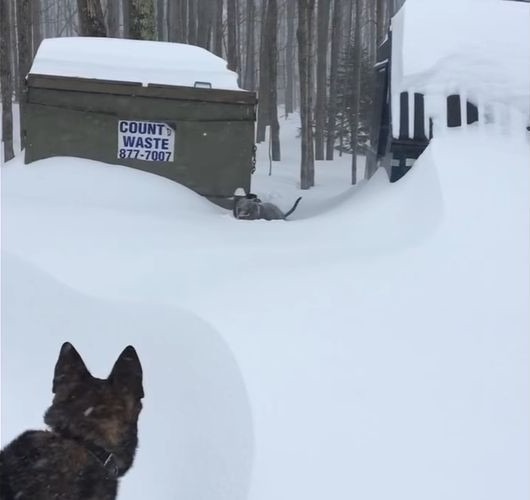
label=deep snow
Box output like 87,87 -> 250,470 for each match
2,0 -> 530,496
2,118 -> 529,499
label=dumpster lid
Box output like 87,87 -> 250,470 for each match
29,37 -> 243,91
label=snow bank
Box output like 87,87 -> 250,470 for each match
1,253 -> 253,500
391,0 -> 530,133
2,123 -> 529,500
1,156 -> 222,217
30,37 -> 242,90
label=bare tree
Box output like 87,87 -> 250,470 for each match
256,0 -> 269,143
344,0 -> 353,44
326,0 -> 341,160
213,0 -> 223,56
285,0 -> 295,115
32,0 -> 43,54
1,0 -> 14,161
107,0 -> 120,37
350,0 -> 361,184
122,0 -> 130,36
314,0 -> 330,160
156,0 -> 165,40
267,0 -> 280,160
242,0 -> 256,89
167,0 -> 177,41
227,0 -> 238,72
168,0 -> 187,42
11,0 -> 20,102
196,0 -> 214,49
297,0 -> 315,189
77,0 -> 107,36
188,0 -> 197,45
376,0 -> 389,43
16,0 -> 33,149
180,0 -> 188,42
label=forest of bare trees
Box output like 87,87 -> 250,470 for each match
1,0 -> 394,188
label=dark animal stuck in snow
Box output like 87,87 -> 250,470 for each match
0,342 -> 144,500
233,194 -> 302,220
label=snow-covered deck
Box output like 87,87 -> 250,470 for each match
391,0 -> 530,134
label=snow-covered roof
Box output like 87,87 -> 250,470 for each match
391,0 -> 530,130
29,37 -> 242,91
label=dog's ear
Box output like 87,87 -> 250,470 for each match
52,342 -> 91,393
108,346 -> 144,399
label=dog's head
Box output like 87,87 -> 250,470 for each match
234,196 -> 261,220
44,342 -> 144,474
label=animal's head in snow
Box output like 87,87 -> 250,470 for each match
233,195 -> 302,221
233,197 -> 261,220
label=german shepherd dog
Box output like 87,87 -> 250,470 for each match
0,342 -> 144,500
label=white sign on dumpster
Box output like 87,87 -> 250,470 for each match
117,120 -> 175,162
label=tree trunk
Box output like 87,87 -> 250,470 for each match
156,0 -> 165,40
226,0 -> 238,72
122,0 -> 130,37
297,0 -> 315,189
285,0 -> 295,115
314,0 -> 330,160
256,0 -> 269,143
107,0 -> 120,37
344,0 -> 353,40
77,0 -> 107,36
16,0 -> 33,150
180,0 -> 188,42
376,0 -> 388,43
11,0 -> 20,102
243,0 -> 255,89
188,0 -> 197,44
196,0 -> 214,49
325,0 -> 341,160
168,0 -> 186,42
368,0 -> 377,63
267,0 -> 280,160
167,0 -> 177,41
350,0 -> 361,185
128,0 -> 155,40
1,0 -> 14,162
32,0 -> 43,55
213,0 -> 223,57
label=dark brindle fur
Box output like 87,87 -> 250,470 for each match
0,342 -> 144,500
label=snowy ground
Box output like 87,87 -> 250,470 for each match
2,106 -> 529,499
1,0 -> 529,495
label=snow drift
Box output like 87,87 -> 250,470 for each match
2,124 -> 528,500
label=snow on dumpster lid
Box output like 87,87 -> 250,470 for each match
29,37 -> 242,91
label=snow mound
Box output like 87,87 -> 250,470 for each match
1,156 -> 223,218
30,37 -> 242,90
1,252 -> 254,500
2,109 -> 529,499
